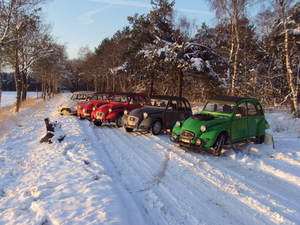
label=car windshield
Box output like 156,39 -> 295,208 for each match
112,96 -> 128,103
93,95 -> 108,100
203,102 -> 235,114
71,94 -> 87,100
149,99 -> 168,107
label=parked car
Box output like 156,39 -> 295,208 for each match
77,92 -> 116,120
122,95 -> 192,135
58,91 -> 96,115
91,93 -> 149,127
170,96 -> 269,156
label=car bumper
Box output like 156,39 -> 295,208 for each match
125,124 -> 150,132
170,132 -> 204,148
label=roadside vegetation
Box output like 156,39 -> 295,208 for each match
0,0 -> 299,116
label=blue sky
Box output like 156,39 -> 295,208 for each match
43,0 -> 215,59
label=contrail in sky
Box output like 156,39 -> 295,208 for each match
79,4 -> 114,24
88,0 -> 213,15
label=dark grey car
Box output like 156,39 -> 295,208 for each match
122,95 -> 192,135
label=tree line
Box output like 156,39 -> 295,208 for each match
0,0 -> 299,116
0,0 -> 67,111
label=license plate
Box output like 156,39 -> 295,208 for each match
128,121 -> 136,126
182,139 -> 190,144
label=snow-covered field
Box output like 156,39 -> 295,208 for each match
0,91 -> 299,225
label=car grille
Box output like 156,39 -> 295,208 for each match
180,130 -> 195,139
83,109 -> 91,114
128,116 -> 139,126
96,112 -> 105,119
61,108 -> 71,113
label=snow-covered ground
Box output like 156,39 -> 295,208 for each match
0,91 -> 299,225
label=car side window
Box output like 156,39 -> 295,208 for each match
178,100 -> 187,110
167,100 -> 177,110
248,103 -> 257,116
235,103 -> 247,117
138,96 -> 147,105
257,103 -> 264,115
130,96 -> 139,105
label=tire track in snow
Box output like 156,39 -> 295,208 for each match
136,132 -> 300,223
111,129 -> 300,224
87,126 -> 266,225
69,118 -> 300,225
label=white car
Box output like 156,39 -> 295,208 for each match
58,91 -> 96,115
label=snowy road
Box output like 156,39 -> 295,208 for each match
0,92 -> 299,224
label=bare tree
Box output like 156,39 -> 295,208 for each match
259,0 -> 299,115
0,0 -> 48,107
274,0 -> 299,115
206,0 -> 253,95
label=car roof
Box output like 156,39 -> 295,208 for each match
208,95 -> 257,103
113,92 -> 147,97
94,91 -> 116,95
72,91 -> 96,94
150,95 -> 189,102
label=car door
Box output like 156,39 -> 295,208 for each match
164,100 -> 179,128
177,100 -> 192,121
247,102 -> 259,137
231,102 -> 248,142
127,95 -> 142,111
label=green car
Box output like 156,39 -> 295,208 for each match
170,96 -> 269,156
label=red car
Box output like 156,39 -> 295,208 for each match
77,92 -> 116,120
91,93 -> 149,127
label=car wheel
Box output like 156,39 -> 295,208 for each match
212,133 -> 225,156
93,121 -> 102,126
78,115 -> 84,120
256,135 -> 265,144
150,120 -> 162,135
125,127 -> 133,132
115,114 -> 123,128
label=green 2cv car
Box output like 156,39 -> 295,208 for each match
170,96 -> 269,156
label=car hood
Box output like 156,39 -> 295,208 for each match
81,102 -> 94,109
129,107 -> 163,118
109,102 -> 127,110
181,114 -> 229,133
90,100 -> 108,107
60,101 -> 80,109
96,104 -> 109,112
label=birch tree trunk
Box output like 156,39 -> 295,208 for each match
278,0 -> 298,115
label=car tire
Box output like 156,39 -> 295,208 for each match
125,127 -> 133,132
115,114 -> 123,128
93,121 -> 102,126
212,133 -> 225,156
255,135 -> 265,144
150,120 -> 162,135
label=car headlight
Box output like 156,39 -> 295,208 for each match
170,132 -> 178,142
93,106 -> 97,111
143,112 -> 148,118
195,138 -> 202,146
108,108 -> 112,113
124,110 -> 129,115
175,121 -> 182,127
200,125 -> 207,132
